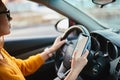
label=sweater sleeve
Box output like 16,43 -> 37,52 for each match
11,54 -> 45,76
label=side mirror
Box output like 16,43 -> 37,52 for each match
55,18 -> 69,32
92,0 -> 116,8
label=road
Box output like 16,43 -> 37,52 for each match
5,25 -> 62,39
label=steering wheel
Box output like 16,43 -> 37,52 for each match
54,25 -> 91,80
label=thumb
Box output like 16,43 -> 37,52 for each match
81,50 -> 89,58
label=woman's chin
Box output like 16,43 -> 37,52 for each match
5,31 -> 10,35
1,31 -> 10,36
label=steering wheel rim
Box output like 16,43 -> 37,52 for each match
54,25 -> 91,79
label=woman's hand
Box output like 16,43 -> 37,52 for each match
49,36 -> 66,53
64,50 -> 89,80
71,50 -> 89,74
40,36 -> 66,61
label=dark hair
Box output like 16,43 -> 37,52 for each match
0,0 -> 7,12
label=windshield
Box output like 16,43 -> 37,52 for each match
64,0 -> 120,29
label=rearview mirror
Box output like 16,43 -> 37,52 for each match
92,0 -> 115,7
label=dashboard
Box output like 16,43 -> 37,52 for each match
91,33 -> 119,61
81,31 -> 120,80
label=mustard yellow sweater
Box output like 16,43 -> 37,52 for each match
0,48 -> 45,80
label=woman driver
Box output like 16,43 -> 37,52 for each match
0,0 -> 89,80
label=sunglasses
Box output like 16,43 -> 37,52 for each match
0,10 -> 12,21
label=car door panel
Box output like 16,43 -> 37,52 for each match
4,37 -> 56,58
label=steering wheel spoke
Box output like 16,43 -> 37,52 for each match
57,62 -> 68,79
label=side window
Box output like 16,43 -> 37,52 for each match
5,1 -> 64,38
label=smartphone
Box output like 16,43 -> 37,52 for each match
73,34 -> 89,57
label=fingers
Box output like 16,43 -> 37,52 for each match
57,36 -> 67,44
57,36 -> 62,40
81,50 -> 89,58
61,39 -> 67,44
72,51 -> 77,59
55,36 -> 61,42
55,36 -> 63,42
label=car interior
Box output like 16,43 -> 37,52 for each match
3,0 -> 120,80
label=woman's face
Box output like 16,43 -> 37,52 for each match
0,1 -> 11,36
